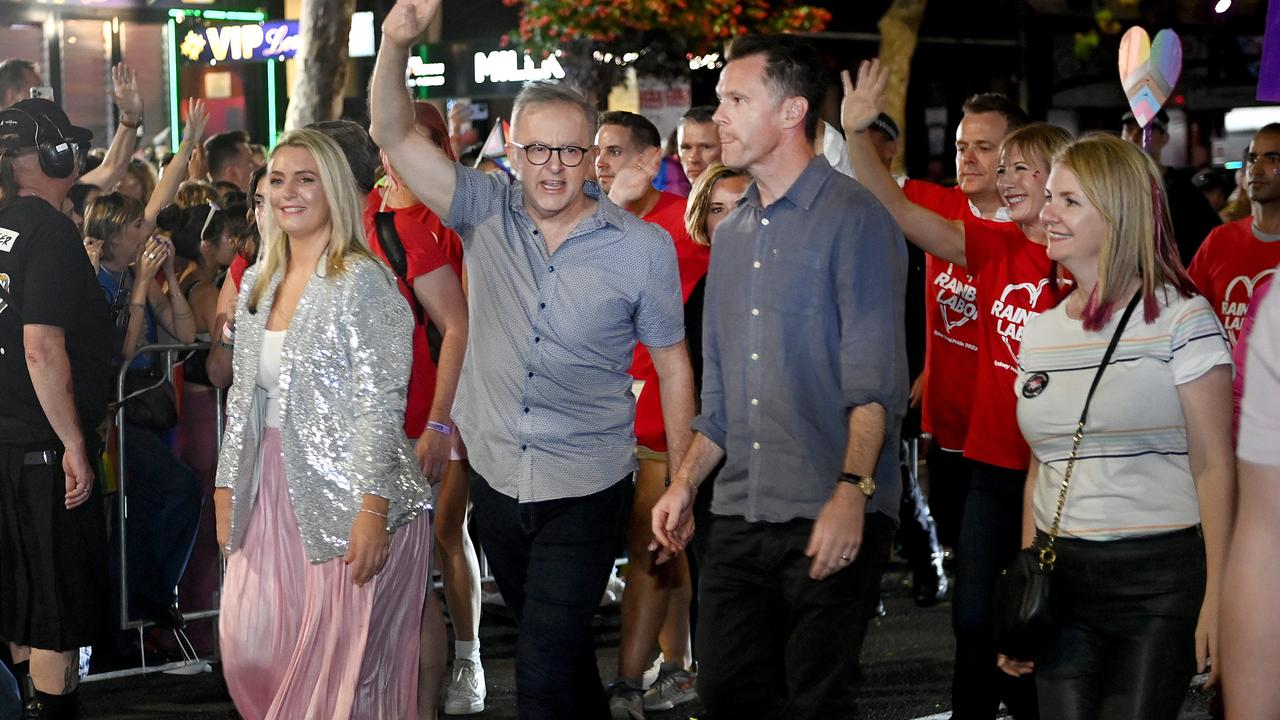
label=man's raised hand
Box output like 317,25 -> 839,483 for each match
381,0 -> 441,49
839,59 -> 889,135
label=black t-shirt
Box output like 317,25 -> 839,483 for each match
0,196 -> 113,440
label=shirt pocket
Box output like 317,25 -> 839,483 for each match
763,248 -> 824,316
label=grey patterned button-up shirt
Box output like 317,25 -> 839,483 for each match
446,165 -> 685,502
694,156 -> 909,524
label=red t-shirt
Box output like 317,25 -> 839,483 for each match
963,216 -> 1070,470
1188,217 -> 1280,347
363,189 -> 457,438
632,191 -> 710,452
903,181 -> 981,451
229,253 -> 249,290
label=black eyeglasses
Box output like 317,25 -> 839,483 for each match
511,141 -> 590,167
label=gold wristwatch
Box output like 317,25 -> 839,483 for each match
838,472 -> 876,498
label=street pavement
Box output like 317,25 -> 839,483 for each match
78,563 -> 1214,719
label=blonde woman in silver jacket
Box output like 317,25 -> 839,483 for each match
213,128 -> 433,720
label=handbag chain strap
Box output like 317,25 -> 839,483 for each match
1038,291 -> 1142,570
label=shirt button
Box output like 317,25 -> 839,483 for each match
753,260 -> 761,269
760,218 -> 770,226
751,352 -> 759,360
534,337 -> 541,343
523,407 -> 530,413
751,398 -> 758,406
548,265 -> 555,272
751,308 -> 759,316
752,442 -> 761,450
539,302 -> 546,309
528,371 -> 534,378
521,444 -> 528,451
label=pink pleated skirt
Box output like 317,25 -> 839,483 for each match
220,428 -> 430,720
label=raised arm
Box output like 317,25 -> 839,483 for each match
369,0 -> 456,218
80,64 -> 143,190
840,60 -> 968,267
144,99 -> 209,226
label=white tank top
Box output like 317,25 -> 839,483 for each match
258,330 -> 286,427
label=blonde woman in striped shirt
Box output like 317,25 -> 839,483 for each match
999,134 -> 1234,719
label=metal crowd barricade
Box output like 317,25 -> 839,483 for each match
83,342 -> 224,682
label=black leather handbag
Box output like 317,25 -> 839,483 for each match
993,292 -> 1141,661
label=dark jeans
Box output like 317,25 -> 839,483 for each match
470,472 -> 632,720
926,445 -> 972,549
696,512 -> 894,720
1036,527 -> 1205,720
952,462 -> 1038,719
0,660 -> 16,719
112,423 -> 202,614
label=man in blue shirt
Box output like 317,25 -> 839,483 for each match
371,1 -> 696,717
651,35 -> 909,718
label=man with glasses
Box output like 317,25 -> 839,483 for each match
370,1 -> 695,717
1189,123 -> 1280,347
0,97 -> 112,719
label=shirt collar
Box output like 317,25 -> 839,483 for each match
744,155 -> 833,212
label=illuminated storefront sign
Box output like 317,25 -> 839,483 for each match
179,20 -> 299,64
473,49 -> 565,84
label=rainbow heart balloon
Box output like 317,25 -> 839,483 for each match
1118,27 -> 1183,128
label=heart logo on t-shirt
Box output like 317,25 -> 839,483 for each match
1222,268 -> 1276,343
934,262 -> 978,333
991,279 -> 1050,368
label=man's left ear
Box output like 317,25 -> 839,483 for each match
783,97 -> 808,131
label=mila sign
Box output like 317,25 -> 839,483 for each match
180,21 -> 300,64
473,50 -> 565,85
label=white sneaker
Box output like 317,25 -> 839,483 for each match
443,659 -> 486,715
642,654 -> 664,689
642,666 -> 697,711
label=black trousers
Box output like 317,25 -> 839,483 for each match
470,472 -> 632,720
696,512 -> 894,720
926,445 -> 972,549
951,462 -> 1039,719
1036,527 -> 1205,720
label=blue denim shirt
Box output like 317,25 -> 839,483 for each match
693,156 -> 909,523
446,166 -> 685,502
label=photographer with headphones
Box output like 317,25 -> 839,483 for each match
0,98 -> 113,719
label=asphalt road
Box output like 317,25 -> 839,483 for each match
78,563 -> 1214,719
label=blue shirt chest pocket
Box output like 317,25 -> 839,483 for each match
763,247 -> 825,316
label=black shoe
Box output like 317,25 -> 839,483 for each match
912,553 -> 948,607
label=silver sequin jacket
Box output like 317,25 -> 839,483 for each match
215,254 -> 428,563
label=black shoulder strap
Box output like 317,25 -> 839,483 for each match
1079,292 -> 1142,427
374,210 -> 424,327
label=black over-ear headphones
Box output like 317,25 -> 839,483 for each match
7,107 -> 79,179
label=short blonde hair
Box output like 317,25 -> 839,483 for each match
174,180 -> 221,209
999,123 -> 1073,172
1053,133 -> 1196,330
685,163 -> 750,246
248,128 -> 380,313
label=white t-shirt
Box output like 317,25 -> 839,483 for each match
1016,287 -> 1231,540
1239,280 -> 1280,466
258,329 -> 286,428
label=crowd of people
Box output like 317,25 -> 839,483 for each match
1,0 -> 1280,717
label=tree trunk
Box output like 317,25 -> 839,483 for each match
284,0 -> 356,130
877,0 -> 928,174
